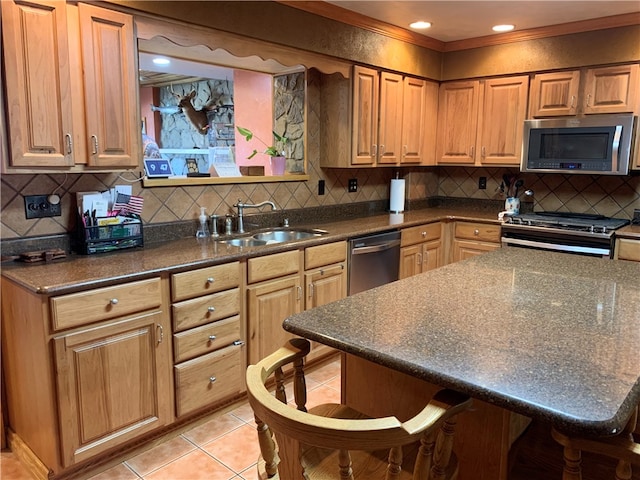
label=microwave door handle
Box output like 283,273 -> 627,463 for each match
612,125 -> 623,170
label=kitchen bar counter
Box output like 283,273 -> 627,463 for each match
1,207 -> 500,294
283,247 -> 640,437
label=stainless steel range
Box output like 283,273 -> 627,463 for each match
501,212 -> 630,258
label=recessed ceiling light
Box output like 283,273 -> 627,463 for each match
410,21 -> 432,30
492,24 -> 515,33
152,57 -> 171,66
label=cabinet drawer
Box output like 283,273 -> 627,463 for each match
174,344 -> 244,416
305,241 -> 347,270
50,278 -> 161,331
401,223 -> 441,246
171,262 -> 240,302
172,288 -> 240,332
174,315 -> 241,363
247,250 -> 300,284
617,239 -> 640,261
455,222 -> 501,243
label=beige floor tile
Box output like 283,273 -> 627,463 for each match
305,384 -> 341,408
142,450 -> 234,480
305,359 -> 340,384
86,462 -> 141,480
0,452 -> 36,480
238,464 -> 260,480
201,424 -> 260,473
182,412 -> 245,447
228,401 -> 255,423
125,435 -> 195,477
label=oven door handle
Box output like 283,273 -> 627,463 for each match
501,237 -> 610,256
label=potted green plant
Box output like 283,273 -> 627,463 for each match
236,126 -> 288,159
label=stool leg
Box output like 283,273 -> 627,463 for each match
338,449 -> 354,480
562,446 -> 582,480
615,460 -> 632,480
430,418 -> 458,480
414,431 -> 436,479
255,414 -> 278,477
386,446 -> 403,480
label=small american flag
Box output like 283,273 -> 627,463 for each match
113,193 -> 144,215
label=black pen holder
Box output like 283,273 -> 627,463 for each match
74,213 -> 144,254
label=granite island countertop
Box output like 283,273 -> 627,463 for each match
1,207 -> 500,294
283,247 -> 640,436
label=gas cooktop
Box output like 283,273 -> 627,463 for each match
504,212 -> 630,233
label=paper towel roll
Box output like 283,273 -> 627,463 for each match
389,178 -> 405,213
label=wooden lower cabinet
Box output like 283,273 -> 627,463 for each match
53,311 -> 172,467
451,221 -> 501,262
247,250 -> 302,365
400,222 -> 442,278
304,242 -> 347,361
0,275 -> 172,476
170,262 -> 245,417
615,237 -> 640,261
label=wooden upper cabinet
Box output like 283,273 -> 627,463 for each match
1,0 -> 75,167
1,0 -> 140,171
352,66 -> 379,166
79,4 -> 139,167
436,80 -> 480,164
377,71 -> 403,164
529,70 -> 580,117
401,76 -> 427,164
478,76 -> 529,165
583,64 -> 639,114
530,64 -> 639,117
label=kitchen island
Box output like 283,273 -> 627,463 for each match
283,247 -> 640,479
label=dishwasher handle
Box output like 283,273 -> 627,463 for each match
351,239 -> 400,255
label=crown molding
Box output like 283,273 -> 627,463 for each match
278,2 -> 640,53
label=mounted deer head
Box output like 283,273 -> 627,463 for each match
172,89 -> 210,134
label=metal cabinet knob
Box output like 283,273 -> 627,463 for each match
474,229 -> 480,235
421,231 -> 427,238
109,298 -> 119,305
207,277 -> 215,284
209,376 -> 217,383
208,335 -> 217,341
207,306 -> 216,313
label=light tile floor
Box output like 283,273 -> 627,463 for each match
0,357 -> 341,480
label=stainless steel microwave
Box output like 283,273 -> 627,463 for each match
521,114 -> 636,175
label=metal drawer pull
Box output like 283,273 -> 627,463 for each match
109,298 -> 119,305
91,135 -> 98,155
208,335 -> 217,341
65,133 -> 73,154
209,376 -> 217,383
156,324 -> 164,344
233,340 -> 245,346
207,306 -> 216,313
207,277 -> 215,284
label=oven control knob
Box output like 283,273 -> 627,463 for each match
589,225 -> 595,233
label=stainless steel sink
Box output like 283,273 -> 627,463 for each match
222,237 -> 267,247
221,227 -> 327,247
252,228 -> 327,243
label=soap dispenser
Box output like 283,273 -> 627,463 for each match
196,207 -> 210,238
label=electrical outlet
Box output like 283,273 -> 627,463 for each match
478,177 -> 487,190
348,178 -> 358,192
318,179 -> 325,195
24,195 -> 61,219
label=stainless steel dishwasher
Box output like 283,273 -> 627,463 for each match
348,230 -> 401,295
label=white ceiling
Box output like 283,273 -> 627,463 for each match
326,1 -> 640,42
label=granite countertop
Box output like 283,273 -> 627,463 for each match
0,207 -> 500,295
283,247 -> 640,436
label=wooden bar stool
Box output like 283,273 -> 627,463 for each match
551,403 -> 640,480
246,338 -> 472,480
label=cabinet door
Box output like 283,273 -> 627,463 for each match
304,264 -> 346,310
422,240 -> 442,272
399,244 -> 422,279
436,81 -> 479,164
377,71 -> 403,164
478,76 -> 529,166
53,311 -> 172,467
583,64 -> 639,114
421,81 -> 439,165
529,71 -> 580,117
247,275 -> 302,365
2,0 -> 75,167
351,66 -> 379,165
401,77 -> 426,164
78,4 -> 140,167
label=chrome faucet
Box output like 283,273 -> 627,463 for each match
233,199 -> 277,233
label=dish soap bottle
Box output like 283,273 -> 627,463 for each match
196,206 -> 210,238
